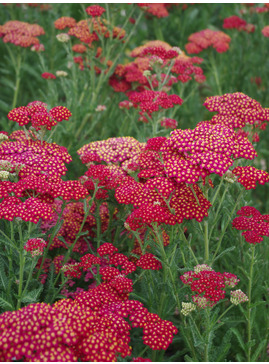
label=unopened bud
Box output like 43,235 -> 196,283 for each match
181,302 -> 196,316
56,70 -> 68,77
56,33 -> 70,43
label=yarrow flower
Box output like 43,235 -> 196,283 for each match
181,302 -> 196,316
204,92 -> 269,130
232,166 -> 269,190
7,101 -> 72,130
0,20 -> 45,48
41,72 -> 56,80
262,25 -> 269,37
24,238 -> 47,257
137,3 -> 169,18
232,206 -> 269,244
230,289 -> 249,305
54,17 -> 76,30
180,265 -> 240,308
136,253 -> 162,270
85,5 -> 106,17
185,29 -> 231,54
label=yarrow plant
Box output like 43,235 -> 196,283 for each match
0,3 -> 268,362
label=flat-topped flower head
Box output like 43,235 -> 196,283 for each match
0,132 -> 72,177
232,206 -> 269,244
230,289 -> 249,305
161,122 -> 257,183
54,17 -> 76,30
185,29 -> 231,54
180,267 -> 240,307
78,136 -> 144,167
7,101 -> 72,131
232,166 -> 269,190
24,238 -> 47,257
0,20 -> 45,48
204,92 -> 269,130
136,253 -> 162,270
85,5 -> 106,17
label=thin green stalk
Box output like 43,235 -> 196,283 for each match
247,245 -> 255,362
204,218 -> 209,262
211,188 -> 244,264
16,223 -> 25,310
210,303 -> 233,329
208,181 -> 230,243
153,224 -> 181,311
204,308 -> 211,362
209,52 -> 222,95
179,226 -> 199,265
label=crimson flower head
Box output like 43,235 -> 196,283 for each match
223,15 -> 247,30
232,206 -> 269,244
128,90 -> 183,116
204,92 -> 269,130
41,72 -> 56,79
180,265 -> 240,308
137,3 -> 169,18
185,29 -> 231,54
85,5 -> 106,17
7,101 -> 72,131
24,238 -> 47,257
262,25 -> 269,37
54,16 -> 76,30
232,166 -> 269,190
0,20 -> 45,48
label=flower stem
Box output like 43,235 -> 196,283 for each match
247,245 -> 255,362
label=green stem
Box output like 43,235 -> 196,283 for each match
209,52 -> 222,95
16,223 -> 25,310
208,181 -> 229,243
211,188 -> 244,264
204,218 -> 209,262
179,226 -> 199,265
153,224 -> 181,311
204,308 -> 211,362
247,245 -> 255,362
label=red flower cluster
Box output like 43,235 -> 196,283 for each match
204,92 -> 269,131
24,238 -> 47,257
7,101 -> 72,130
54,16 -> 76,30
180,265 -> 240,307
85,5 -> 106,17
109,40 -> 205,94
115,137 -> 211,230
48,200 -> 109,253
128,90 -> 183,117
0,20 -> 45,48
185,29 -> 231,54
136,253 -> 162,270
232,206 -> 269,244
137,3 -> 169,18
41,72 -> 56,79
223,15 -> 255,33
162,122 -> 256,183
262,25 -> 269,37
232,166 -> 269,190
